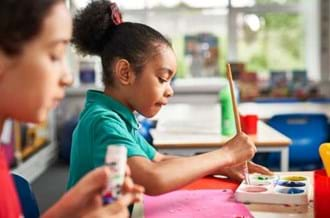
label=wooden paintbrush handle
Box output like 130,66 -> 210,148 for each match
226,64 -> 241,133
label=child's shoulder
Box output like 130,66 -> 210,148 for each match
81,104 -> 124,125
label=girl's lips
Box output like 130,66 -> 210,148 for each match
51,97 -> 63,108
155,102 -> 166,107
156,101 -> 168,106
51,99 -> 60,108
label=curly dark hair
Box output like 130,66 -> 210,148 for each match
0,0 -> 64,56
72,0 -> 172,87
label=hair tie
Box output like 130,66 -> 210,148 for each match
110,3 -> 123,25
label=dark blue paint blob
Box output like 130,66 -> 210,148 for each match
278,181 -> 305,187
288,188 -> 304,194
277,188 -> 305,194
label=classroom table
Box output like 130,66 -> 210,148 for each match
131,171 -> 314,218
239,102 -> 330,120
151,104 -> 292,171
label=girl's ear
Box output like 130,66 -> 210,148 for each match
114,59 -> 135,85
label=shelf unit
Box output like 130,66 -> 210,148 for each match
12,141 -> 57,183
11,111 -> 58,183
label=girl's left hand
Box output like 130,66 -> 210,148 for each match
221,161 -> 273,182
43,166 -> 144,218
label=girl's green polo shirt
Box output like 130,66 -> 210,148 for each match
66,90 -> 156,189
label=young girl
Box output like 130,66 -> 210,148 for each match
0,0 -> 143,217
67,0 -> 272,195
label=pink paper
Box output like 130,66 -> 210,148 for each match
144,189 -> 252,218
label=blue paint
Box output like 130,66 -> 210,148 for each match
278,181 -> 305,187
103,196 -> 115,205
103,192 -> 116,205
287,188 -> 304,194
277,188 -> 305,194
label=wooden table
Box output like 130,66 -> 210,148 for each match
151,104 -> 292,171
239,102 -> 330,120
132,171 -> 314,218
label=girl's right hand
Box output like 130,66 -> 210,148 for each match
220,161 -> 273,181
221,132 -> 257,167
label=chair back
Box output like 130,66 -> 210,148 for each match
12,173 -> 40,218
267,113 -> 329,169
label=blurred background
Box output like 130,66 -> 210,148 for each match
67,0 -> 327,101
3,0 -> 330,213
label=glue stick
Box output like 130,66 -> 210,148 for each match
103,145 -> 127,204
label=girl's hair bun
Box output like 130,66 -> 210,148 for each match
72,0 -> 118,55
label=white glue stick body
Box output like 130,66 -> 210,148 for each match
103,145 -> 127,204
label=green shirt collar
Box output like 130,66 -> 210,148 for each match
86,90 -> 139,130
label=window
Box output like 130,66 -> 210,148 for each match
70,0 -> 319,82
235,12 -> 305,74
228,0 -> 319,81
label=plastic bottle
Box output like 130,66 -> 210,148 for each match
219,84 -> 236,136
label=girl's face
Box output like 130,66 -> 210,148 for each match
0,2 -> 72,123
130,45 -> 176,117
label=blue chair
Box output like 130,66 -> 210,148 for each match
267,113 -> 329,170
12,173 -> 40,218
306,99 -> 330,141
138,118 -> 157,144
308,98 -> 330,103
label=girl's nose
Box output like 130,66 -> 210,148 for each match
60,62 -> 73,87
165,84 -> 174,97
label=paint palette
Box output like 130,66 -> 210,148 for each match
235,174 -> 310,205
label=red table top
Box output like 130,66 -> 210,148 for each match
182,176 -> 239,191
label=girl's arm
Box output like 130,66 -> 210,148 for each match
128,133 -> 256,195
153,152 -> 180,162
153,150 -> 273,183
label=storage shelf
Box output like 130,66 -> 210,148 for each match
12,142 -> 57,183
10,112 -> 57,183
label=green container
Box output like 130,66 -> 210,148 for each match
219,85 -> 236,136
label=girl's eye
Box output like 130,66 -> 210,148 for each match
158,77 -> 167,83
50,54 -> 60,62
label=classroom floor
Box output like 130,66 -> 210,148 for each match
31,159 -> 69,213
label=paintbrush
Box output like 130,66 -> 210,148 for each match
226,64 -> 250,185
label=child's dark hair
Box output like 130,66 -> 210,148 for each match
0,0 -> 64,56
72,0 -> 172,87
